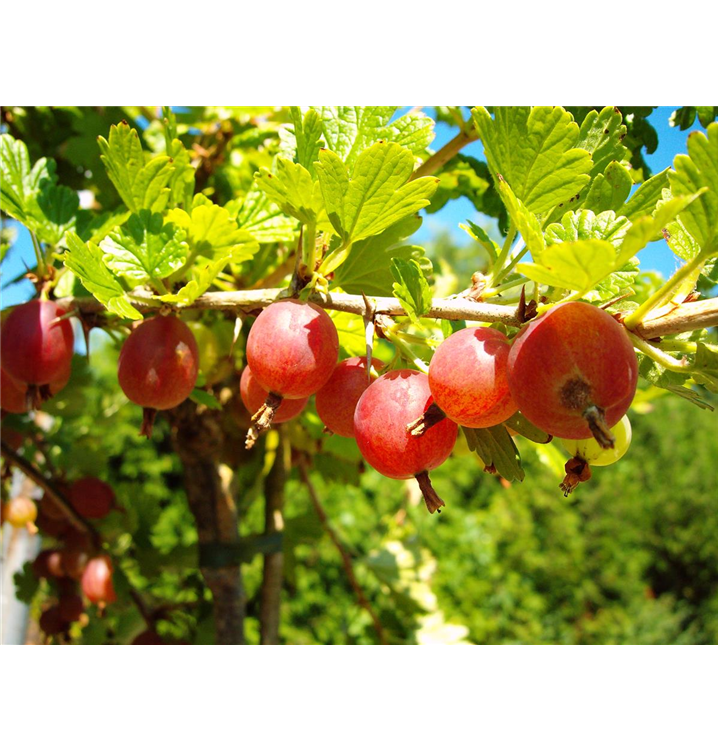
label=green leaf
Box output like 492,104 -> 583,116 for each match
638,354 -> 714,410
328,310 -> 367,358
429,155 -> 492,215
332,215 -> 430,295
545,209 -> 631,248
158,203 -> 259,305
255,157 -> 321,224
281,107 -> 325,178
496,176 -> 545,260
583,161 -> 633,214
502,412 -> 551,443
576,107 -> 628,178
34,184 -> 79,245
461,220 -> 500,256
12,562 -> 39,605
167,202 -> 258,263
317,107 -> 434,168
388,111 -> 435,156
0,134 -> 39,222
63,231 -> 143,320
517,239 -> 617,293
692,343 -> 718,392
189,389 -> 223,409
0,134 -> 81,246
98,122 -> 173,213
76,207 -> 131,244
100,211 -> 188,287
669,123 -> 718,247
616,192 -> 707,267
586,257 -> 640,302
166,138 -> 195,208
462,425 -> 524,482
234,186 -> 298,243
316,142 -> 439,249
391,258 -> 432,325
472,106 -> 592,214
620,168 -> 670,222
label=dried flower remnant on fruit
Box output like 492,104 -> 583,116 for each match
354,370 -> 457,514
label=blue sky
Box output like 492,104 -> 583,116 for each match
0,106 -> 709,309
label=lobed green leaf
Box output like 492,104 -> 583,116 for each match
472,106 -> 593,215
98,122 -> 172,214
63,231 -> 143,320
517,239 -> 617,293
669,122 -> 718,248
255,157 -> 322,224
390,257 -> 432,325
316,141 -> 438,250
332,215 -> 430,295
100,211 -> 188,287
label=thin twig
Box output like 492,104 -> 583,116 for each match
297,458 -> 388,645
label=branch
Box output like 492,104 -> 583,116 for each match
58,288 -> 718,339
1,440 -> 100,545
59,290 -> 521,326
298,458 -> 388,645
410,127 -> 478,180
634,298 -> 718,339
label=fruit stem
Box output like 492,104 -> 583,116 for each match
406,402 -> 447,437
559,457 -> 592,497
582,405 -> 615,449
627,331 -> 692,373
623,242 -> 715,330
482,275 -> 528,298
494,237 -> 530,287
140,408 -> 158,439
246,393 -> 283,449
379,324 -> 429,373
300,220 -> 317,282
31,232 -> 47,280
414,471 -> 446,514
490,225 -> 517,287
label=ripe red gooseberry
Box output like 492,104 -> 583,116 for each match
315,357 -> 384,439
69,477 -> 115,520
409,327 -> 516,435
245,300 -> 338,444
354,370 -> 457,513
81,555 -> 117,605
0,300 -> 74,408
118,315 -> 199,438
507,302 -> 638,447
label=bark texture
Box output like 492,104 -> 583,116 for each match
171,403 -> 245,645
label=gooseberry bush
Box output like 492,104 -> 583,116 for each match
1,106 -> 717,645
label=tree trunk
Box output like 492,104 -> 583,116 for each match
171,402 -> 245,645
259,430 -> 287,644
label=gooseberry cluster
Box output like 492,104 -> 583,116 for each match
0,474 -> 120,641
